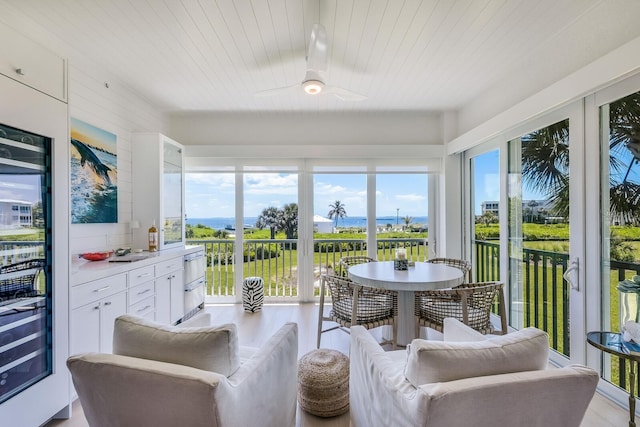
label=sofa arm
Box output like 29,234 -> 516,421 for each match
350,326 -> 425,427
418,364 -> 598,427
217,322 -> 298,427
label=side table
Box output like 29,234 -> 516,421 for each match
587,331 -> 639,427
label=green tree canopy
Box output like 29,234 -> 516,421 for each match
255,204 -> 298,239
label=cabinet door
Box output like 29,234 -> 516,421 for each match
162,139 -> 183,248
170,269 -> 184,324
100,292 -> 127,354
155,276 -> 171,325
70,302 -> 100,356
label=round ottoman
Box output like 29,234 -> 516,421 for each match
242,276 -> 264,312
297,349 -> 349,417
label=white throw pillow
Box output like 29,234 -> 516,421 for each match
113,314 -> 240,377
404,327 -> 549,387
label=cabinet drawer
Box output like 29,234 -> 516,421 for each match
129,281 -> 155,306
129,265 -> 155,287
155,257 -> 183,275
71,274 -> 127,309
0,23 -> 66,102
128,295 -> 155,318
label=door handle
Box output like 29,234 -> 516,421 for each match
563,258 -> 579,291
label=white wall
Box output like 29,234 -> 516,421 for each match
68,62 -> 168,254
454,1 -> 640,140
169,111 -> 442,146
449,34 -> 640,154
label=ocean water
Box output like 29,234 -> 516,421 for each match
187,216 -> 427,230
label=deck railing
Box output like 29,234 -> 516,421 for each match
475,240 -> 570,354
188,237 -> 428,298
475,239 -> 640,393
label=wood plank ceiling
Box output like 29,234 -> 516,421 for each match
2,0 -> 640,114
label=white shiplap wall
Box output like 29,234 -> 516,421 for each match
68,62 -> 168,254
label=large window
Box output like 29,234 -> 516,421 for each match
470,150 -> 500,283
598,88 -> 640,394
245,172 -> 298,298
186,163 -> 432,302
508,119 -> 571,356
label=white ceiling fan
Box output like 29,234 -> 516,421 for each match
255,24 -> 366,101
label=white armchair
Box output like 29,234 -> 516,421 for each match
350,319 -> 598,427
67,315 -> 298,427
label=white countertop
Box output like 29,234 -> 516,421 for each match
71,245 -> 204,286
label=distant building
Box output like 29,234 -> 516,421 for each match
481,201 -> 499,215
313,215 -> 333,233
0,199 -> 33,229
480,199 -> 561,223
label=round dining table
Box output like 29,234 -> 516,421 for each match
348,261 -> 465,345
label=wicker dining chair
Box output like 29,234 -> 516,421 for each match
414,281 -> 507,336
337,255 -> 376,277
426,257 -> 472,283
0,258 -> 45,301
317,274 -> 398,349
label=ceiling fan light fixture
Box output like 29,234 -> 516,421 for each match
303,80 -> 324,95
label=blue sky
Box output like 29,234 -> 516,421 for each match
185,142 -> 640,219
185,173 -> 428,218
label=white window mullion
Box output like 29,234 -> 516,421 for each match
234,171 -> 243,303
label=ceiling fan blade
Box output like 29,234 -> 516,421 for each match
254,83 -> 300,98
324,85 -> 367,101
307,23 -> 328,73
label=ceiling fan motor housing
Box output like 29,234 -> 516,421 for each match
303,79 -> 325,95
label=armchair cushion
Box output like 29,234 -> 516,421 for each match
113,314 -> 240,377
404,326 -> 549,387
68,322 -> 299,427
350,325 -> 597,427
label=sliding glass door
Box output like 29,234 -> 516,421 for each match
593,75 -> 640,399
465,102 -> 586,366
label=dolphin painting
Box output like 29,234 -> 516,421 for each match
71,138 -> 112,186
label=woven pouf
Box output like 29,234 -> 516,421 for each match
297,349 -> 349,417
242,276 -> 264,312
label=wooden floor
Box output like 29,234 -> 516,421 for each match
46,303 -> 629,427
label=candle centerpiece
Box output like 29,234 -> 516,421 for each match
394,248 -> 408,271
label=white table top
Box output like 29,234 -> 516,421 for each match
347,261 -> 464,291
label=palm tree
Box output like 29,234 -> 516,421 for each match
328,200 -> 347,229
279,203 -> 298,239
521,93 -> 640,222
256,206 -> 280,239
521,119 -> 570,218
255,204 -> 299,239
403,215 -> 413,226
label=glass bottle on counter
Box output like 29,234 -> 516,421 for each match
148,220 -> 158,252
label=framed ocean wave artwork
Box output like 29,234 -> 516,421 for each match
70,118 -> 118,224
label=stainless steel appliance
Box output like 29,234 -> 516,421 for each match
183,250 -> 205,321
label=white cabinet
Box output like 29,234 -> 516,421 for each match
132,133 -> 185,251
0,23 -> 67,102
155,257 -> 184,325
99,293 -> 128,353
128,264 -> 155,320
70,274 -> 127,355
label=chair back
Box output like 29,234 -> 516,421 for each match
321,274 -> 397,334
427,257 -> 471,282
68,353 -> 222,427
416,281 -> 504,334
337,256 -> 376,277
0,258 -> 45,301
